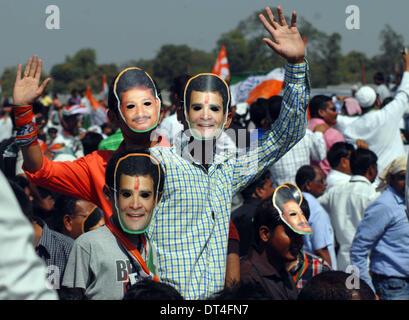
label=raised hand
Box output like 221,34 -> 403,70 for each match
258,6 -> 305,64
13,55 -> 51,105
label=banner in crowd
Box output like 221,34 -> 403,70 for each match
229,67 -> 285,106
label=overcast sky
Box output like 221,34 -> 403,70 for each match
1,0 -> 408,75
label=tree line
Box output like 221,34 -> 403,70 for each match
1,9 -> 407,99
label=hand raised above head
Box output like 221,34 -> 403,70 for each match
13,55 -> 51,106
258,6 -> 305,64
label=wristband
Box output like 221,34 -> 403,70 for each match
13,105 -> 35,128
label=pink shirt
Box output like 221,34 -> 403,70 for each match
308,118 -> 344,176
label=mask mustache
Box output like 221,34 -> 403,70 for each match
132,116 -> 151,121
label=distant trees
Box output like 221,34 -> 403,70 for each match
1,12 -> 408,99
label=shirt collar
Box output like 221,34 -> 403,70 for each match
288,250 -> 305,275
350,175 -> 372,184
36,222 -> 51,259
386,186 -> 405,204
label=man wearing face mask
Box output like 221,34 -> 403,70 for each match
16,6 -> 310,299
62,149 -> 164,300
240,184 -> 313,299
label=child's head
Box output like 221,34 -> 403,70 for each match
105,149 -> 164,234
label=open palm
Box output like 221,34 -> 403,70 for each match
259,6 -> 305,64
13,55 -> 51,105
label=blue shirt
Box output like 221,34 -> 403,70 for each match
302,192 -> 337,270
350,186 -> 409,291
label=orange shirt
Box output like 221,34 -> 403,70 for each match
24,139 -> 171,220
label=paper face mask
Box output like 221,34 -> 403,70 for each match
272,183 -> 312,235
112,153 -> 162,235
113,67 -> 161,133
183,73 -> 230,140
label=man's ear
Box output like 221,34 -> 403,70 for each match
304,181 -> 312,193
259,226 -> 271,243
103,185 -> 112,201
317,108 -> 326,118
63,214 -> 73,232
255,186 -> 265,199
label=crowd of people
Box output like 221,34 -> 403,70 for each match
1,6 -> 409,301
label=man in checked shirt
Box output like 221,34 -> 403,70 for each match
13,6 -> 310,299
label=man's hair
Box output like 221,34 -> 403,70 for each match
107,68 -> 161,115
8,179 -> 34,222
253,196 -> 283,245
350,148 -> 377,176
123,278 -> 183,300
308,95 -> 332,119
240,171 -> 271,201
184,74 -> 230,113
300,197 -> 310,221
295,165 -> 316,191
81,131 -> 103,156
249,98 -> 270,128
266,95 -> 283,122
11,175 -> 30,190
297,271 -> 376,300
47,127 -> 58,135
48,194 -> 78,233
374,72 -> 385,83
208,281 -> 269,300
105,148 -> 164,197
327,142 -> 355,169
170,74 -> 191,105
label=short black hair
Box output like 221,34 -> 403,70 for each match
252,196 -> 283,245
48,194 -> 78,233
249,98 -> 270,128
105,148 -> 164,198
297,271 -> 376,300
81,131 -> 103,156
327,142 -> 355,169
300,197 -> 310,221
350,148 -> 377,176
170,74 -> 191,105
184,74 -> 230,113
267,95 -> 283,122
123,278 -> 183,300
240,170 -> 271,201
374,72 -> 385,83
308,95 -> 332,119
295,165 -> 316,191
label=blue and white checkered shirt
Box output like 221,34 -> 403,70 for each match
147,60 -> 310,299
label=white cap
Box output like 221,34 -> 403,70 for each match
355,86 -> 377,108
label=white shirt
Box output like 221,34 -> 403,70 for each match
0,171 -> 58,299
325,169 -> 351,190
0,116 -> 13,142
269,129 -> 326,187
336,71 -> 409,177
319,175 -> 380,271
375,83 -> 392,104
157,113 -> 183,146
